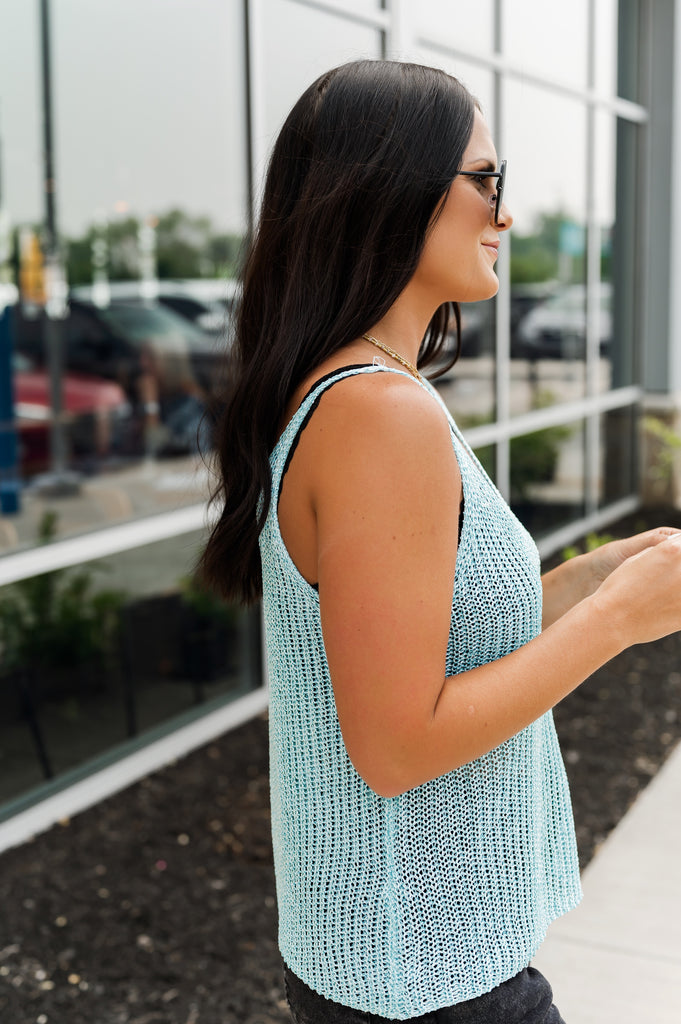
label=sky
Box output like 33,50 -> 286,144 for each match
0,0 -> 618,242
0,0 -> 248,235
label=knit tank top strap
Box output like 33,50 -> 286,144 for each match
270,362 -> 431,496
417,376 -> 484,474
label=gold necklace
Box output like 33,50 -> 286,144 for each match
361,333 -> 423,382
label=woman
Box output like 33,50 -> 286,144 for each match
200,60 -> 681,1023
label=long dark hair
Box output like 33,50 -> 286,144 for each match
199,60 -> 476,603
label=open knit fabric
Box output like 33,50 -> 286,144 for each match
260,364 -> 582,1020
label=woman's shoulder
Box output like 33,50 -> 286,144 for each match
306,368 -> 457,486
315,365 -> 445,427
283,361 -> 445,443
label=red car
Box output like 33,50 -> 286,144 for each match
12,353 -> 133,475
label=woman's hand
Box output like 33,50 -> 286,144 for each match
591,531 -> 681,646
585,528 -> 681,586
542,528 -> 681,629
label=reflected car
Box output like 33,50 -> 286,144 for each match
516,283 -> 612,359
70,279 -> 237,338
12,352 -> 133,475
12,296 -> 229,453
13,295 -> 229,398
440,286 -> 558,362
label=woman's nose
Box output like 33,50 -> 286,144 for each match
496,201 -> 513,231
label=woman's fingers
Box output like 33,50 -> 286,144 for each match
616,527 -> 681,561
599,530 -> 681,644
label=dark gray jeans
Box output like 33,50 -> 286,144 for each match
283,965 -> 566,1024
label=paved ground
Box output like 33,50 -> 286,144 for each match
0,454 -> 210,558
534,738 -> 681,1024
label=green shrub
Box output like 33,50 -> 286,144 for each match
0,511 -> 126,675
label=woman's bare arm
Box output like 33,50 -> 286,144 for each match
307,375 -> 681,798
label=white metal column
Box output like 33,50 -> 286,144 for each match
642,0 -> 679,395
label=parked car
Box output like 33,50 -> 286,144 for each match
438,285 -> 558,362
515,282 -> 612,359
70,279 -> 237,338
509,282 -> 559,357
154,278 -> 237,338
12,296 -> 226,455
12,352 -> 133,475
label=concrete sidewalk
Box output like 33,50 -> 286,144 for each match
533,740 -> 681,1023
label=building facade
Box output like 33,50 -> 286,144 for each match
0,0 -> 678,849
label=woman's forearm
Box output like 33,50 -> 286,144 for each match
371,591 -> 622,797
541,554 -> 593,629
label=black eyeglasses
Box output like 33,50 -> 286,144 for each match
458,159 -> 507,226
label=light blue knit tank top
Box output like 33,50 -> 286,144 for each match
260,364 -> 581,1019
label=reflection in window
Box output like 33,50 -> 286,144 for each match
411,59 -> 496,426
415,51 -> 495,124
506,82 -> 588,407
416,0 -> 494,53
52,0 -> 247,242
0,525 -> 261,813
615,0 -> 641,102
515,284 -> 611,362
0,1 -> 42,227
502,0 -> 589,87
10,345 -> 132,479
601,407 -> 637,507
510,418 -> 586,537
435,300 -> 496,427
595,111 -> 616,393
594,0 -> 619,97
609,116 -> 639,389
473,442 -> 496,485
261,0 -> 382,145
2,0 -> 247,542
11,296 -> 225,467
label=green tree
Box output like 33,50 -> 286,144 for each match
510,211 -> 586,285
63,209 -> 245,285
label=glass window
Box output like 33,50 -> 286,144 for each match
2,1 -> 246,519
506,82 -> 588,407
595,0 -> 619,96
615,0 -> 641,103
414,52 -> 495,120
261,0 -> 383,145
415,0 -> 495,54
409,60 -> 496,423
502,0 -> 589,88
435,301 -> 496,427
472,441 -> 496,484
607,115 -> 639,389
0,527 -> 261,813
341,0 -> 385,9
600,406 -> 637,507
52,0 -> 248,244
0,2 -> 43,229
510,418 -> 586,538
594,110 -> 616,393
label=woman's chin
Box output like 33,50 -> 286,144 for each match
454,277 -> 499,304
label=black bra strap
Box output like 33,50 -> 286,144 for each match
277,364 -> 465,591
279,365 -> 373,491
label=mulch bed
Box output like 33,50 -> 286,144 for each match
1,508 -> 680,1024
